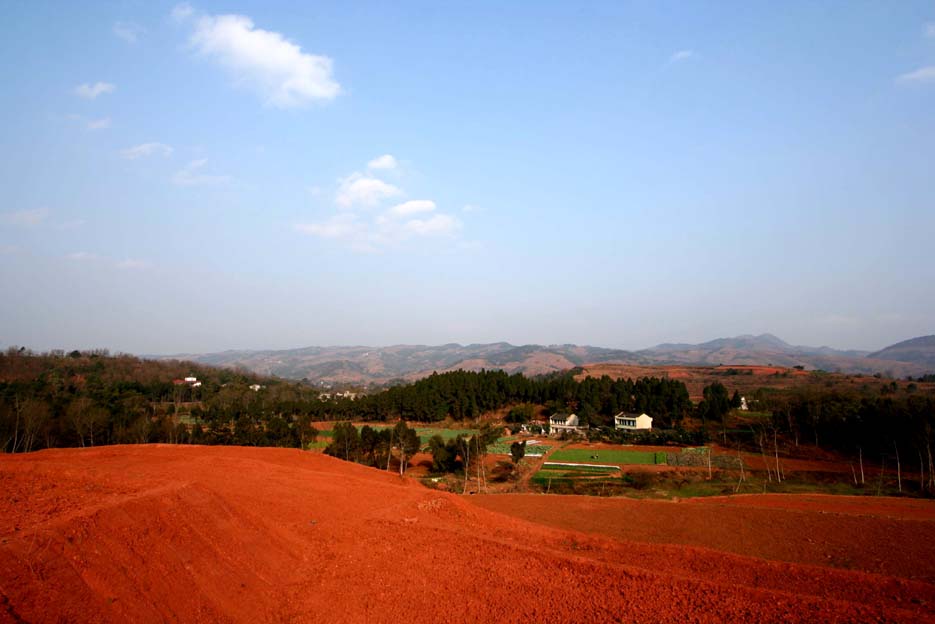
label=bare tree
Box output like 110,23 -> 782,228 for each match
858,446 -> 866,485
894,441 -> 902,494
919,450 -> 926,495
734,452 -> 746,493
458,435 -> 472,494
753,426 -> 772,483
773,429 -> 783,483
20,400 -> 50,453
66,398 -> 95,447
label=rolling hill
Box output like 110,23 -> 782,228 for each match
157,334 -> 934,385
868,335 -> 935,369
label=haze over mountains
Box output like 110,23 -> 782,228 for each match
163,334 -> 935,385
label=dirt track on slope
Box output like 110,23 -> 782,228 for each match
2,445 -> 934,623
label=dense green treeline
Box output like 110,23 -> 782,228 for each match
331,369 -> 693,427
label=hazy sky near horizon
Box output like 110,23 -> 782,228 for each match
1,1 -> 934,354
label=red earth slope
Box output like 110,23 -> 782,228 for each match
2,445 -> 935,623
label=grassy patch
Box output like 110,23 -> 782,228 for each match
550,448 -> 662,465
532,464 -> 621,488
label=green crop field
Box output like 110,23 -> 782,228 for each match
310,425 -> 487,453
541,463 -> 620,473
364,425 -> 478,442
549,448 -> 665,465
530,472 -> 575,486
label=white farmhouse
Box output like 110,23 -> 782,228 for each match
549,413 -> 586,436
614,412 -> 653,431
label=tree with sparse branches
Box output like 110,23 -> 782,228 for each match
510,440 -> 526,464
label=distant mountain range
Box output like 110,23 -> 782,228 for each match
868,335 -> 935,369
158,333 -> 935,385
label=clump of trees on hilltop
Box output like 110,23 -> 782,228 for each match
324,420 -> 502,489
325,421 -> 421,475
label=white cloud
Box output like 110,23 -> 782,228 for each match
171,3 -> 194,22
387,200 -> 435,217
462,204 -> 481,213
181,9 -> 340,108
65,114 -> 112,130
297,209 -> 460,251
457,240 -> 483,252
74,82 -> 115,99
295,213 -> 361,239
897,66 -> 935,84
5,210 -> 85,230
402,214 -> 461,236
121,143 -> 174,159
926,23 -> 935,38
669,50 -> 694,64
113,22 -> 143,43
172,159 -> 231,186
367,154 -> 398,170
335,172 -> 402,208
67,251 -> 97,261
87,117 -> 111,130
298,159 -> 466,251
55,219 -> 86,230
116,258 -> 152,270
1,207 -> 48,226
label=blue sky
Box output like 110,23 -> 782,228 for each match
1,1 -> 933,354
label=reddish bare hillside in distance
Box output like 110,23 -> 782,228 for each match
574,363 -> 925,400
2,446 -> 935,623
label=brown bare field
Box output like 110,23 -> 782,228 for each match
575,363 -> 921,400
2,446 -> 935,623
471,493 -> 935,581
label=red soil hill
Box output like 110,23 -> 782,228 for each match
2,445 -> 934,623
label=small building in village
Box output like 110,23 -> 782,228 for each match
549,413 -> 587,436
613,412 -> 653,431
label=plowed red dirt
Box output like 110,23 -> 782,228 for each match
2,446 -> 934,623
